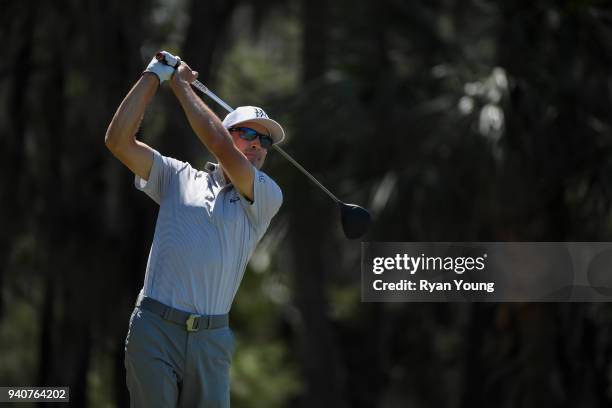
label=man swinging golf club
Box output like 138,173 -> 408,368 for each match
105,51 -> 284,407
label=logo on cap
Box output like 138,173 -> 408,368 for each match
254,108 -> 268,119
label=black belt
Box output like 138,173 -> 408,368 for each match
138,297 -> 228,331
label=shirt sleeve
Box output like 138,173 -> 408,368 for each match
239,169 -> 283,232
134,149 -> 187,204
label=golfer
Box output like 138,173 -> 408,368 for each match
105,51 -> 284,408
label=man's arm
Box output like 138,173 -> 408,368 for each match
169,63 -> 255,201
104,74 -> 159,180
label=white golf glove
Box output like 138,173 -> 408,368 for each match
144,51 -> 180,84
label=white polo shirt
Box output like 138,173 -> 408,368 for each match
134,149 -> 282,315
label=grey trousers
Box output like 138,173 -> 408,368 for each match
124,306 -> 235,408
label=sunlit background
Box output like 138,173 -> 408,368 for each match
2,0 -> 612,407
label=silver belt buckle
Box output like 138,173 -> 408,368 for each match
186,314 -> 201,332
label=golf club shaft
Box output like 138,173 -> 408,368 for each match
270,144 -> 341,203
189,80 -> 342,205
190,80 -> 233,112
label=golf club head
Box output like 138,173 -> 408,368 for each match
339,202 -> 371,239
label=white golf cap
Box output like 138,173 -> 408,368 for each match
222,106 -> 285,145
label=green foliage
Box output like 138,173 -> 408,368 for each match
87,350 -> 115,408
231,264 -> 300,407
216,4 -> 301,111
231,340 -> 301,408
0,298 -> 39,386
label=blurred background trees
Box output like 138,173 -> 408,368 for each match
1,0 -> 612,407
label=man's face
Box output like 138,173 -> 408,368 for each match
229,121 -> 269,169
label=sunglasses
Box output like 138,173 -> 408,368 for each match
228,127 -> 273,149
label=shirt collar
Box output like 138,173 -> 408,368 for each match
204,162 -> 229,187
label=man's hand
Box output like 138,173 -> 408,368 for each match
144,54 -> 176,84
170,61 -> 199,89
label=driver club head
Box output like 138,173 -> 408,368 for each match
339,202 -> 371,239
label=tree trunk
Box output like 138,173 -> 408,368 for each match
0,0 -> 35,321
286,1 -> 348,406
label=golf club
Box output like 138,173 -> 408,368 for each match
156,52 -> 371,239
